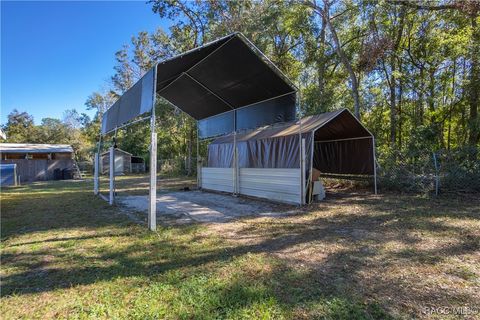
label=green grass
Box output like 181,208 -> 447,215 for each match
1,177 -> 479,319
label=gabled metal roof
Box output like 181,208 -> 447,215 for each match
0,143 -> 74,153
210,109 -> 372,144
155,33 -> 296,119
100,148 -> 132,156
101,33 -> 297,135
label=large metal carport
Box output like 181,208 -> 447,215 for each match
95,32 -> 377,230
95,32 -> 301,231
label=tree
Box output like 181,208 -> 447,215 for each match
2,110 -> 37,143
302,0 -> 363,119
80,0 -> 479,171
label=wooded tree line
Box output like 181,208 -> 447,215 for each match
3,0 -> 479,166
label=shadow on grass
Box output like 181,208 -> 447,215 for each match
0,232 -> 394,318
2,180 -> 479,318
1,175 -> 196,239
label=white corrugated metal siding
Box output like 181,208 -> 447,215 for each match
239,168 -> 301,204
201,167 -> 234,193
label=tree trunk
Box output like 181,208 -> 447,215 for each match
389,57 -> 397,147
398,61 -> 403,149
317,14 -> 327,108
468,17 -> 480,146
417,67 -> 425,125
321,1 -> 361,119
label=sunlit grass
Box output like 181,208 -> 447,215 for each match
1,177 -> 478,319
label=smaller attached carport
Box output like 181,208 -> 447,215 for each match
202,108 -> 376,204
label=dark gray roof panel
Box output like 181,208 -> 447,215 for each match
155,34 -> 236,90
187,36 -> 294,110
101,33 -> 297,134
160,74 -> 232,119
102,68 -> 155,134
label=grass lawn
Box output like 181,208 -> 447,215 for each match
1,176 -> 479,319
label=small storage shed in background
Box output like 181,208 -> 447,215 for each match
101,148 -> 133,174
0,164 -> 17,186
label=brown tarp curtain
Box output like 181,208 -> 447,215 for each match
207,109 -> 374,175
208,133 -> 312,169
313,138 -> 374,175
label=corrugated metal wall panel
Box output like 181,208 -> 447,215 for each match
239,168 -> 301,204
201,167 -> 234,193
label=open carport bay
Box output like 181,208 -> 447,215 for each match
117,190 -> 297,224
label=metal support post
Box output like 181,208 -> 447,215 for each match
148,64 -> 158,232
109,146 -> 114,205
196,126 -> 202,189
149,132 -> 157,231
233,110 -> 238,195
94,152 -> 99,195
300,138 -> 306,205
373,137 -> 378,195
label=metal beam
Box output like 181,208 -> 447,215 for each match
373,137 -> 378,195
149,132 -> 157,231
300,138 -> 306,205
109,146 -> 114,205
233,109 -> 238,195
94,152 -> 99,195
183,72 -> 235,110
148,64 -> 158,232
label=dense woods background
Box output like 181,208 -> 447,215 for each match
3,0 -> 479,185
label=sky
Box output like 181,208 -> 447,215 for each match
1,0 -> 169,125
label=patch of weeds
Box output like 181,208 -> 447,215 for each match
57,240 -> 76,249
447,265 -> 477,281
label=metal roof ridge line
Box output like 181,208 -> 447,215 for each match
154,32 -> 238,69
236,32 -> 298,90
103,34 -> 237,114
209,108 -> 366,143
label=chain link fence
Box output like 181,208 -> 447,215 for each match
156,150 -> 480,196
377,146 -> 480,195
434,147 -> 480,194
